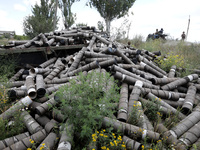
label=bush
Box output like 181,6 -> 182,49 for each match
56,70 -> 120,149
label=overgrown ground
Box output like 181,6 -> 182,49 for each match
0,37 -> 200,150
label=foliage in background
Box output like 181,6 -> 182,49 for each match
23,0 -> 58,38
56,71 -> 120,149
88,0 -> 135,35
122,36 -> 200,71
76,23 -> 88,28
14,35 -> 29,40
155,52 -> 186,72
0,55 -> 17,81
59,0 -> 78,29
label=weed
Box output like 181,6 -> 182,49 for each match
56,70 -> 120,149
0,111 -> 25,140
127,101 -> 143,127
90,129 -> 126,150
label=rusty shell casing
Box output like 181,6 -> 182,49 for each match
67,47 -> 88,73
28,101 -> 42,112
35,114 -> 51,127
144,114 -> 154,131
140,87 -> 186,101
87,36 -> 96,51
122,135 -> 142,150
150,77 -> 178,85
36,132 -> 57,150
7,89 -> 27,100
21,110 -> 43,134
102,117 -> 160,141
4,129 -> 46,150
9,69 -> 25,82
24,35 -> 39,48
0,132 -> 30,149
36,74 -> 46,98
131,67 -> 157,80
57,122 -> 74,150
145,92 -> 186,120
39,57 -> 57,68
39,33 -> 48,44
139,62 -> 166,78
138,55 -> 167,75
117,83 -> 129,122
44,65 -> 65,82
161,74 -> 199,91
168,65 -> 177,78
107,47 -> 134,65
93,34 -> 110,45
84,51 -> 116,58
170,106 -> 200,139
85,57 -> 121,63
35,97 -> 57,116
113,71 -> 160,90
182,84 -> 197,114
0,96 -> 32,120
6,81 -> 25,88
177,120 -> 200,147
111,65 -> 152,84
25,75 -> 37,99
30,68 -> 51,75
45,38 -> 55,47
128,81 -> 143,118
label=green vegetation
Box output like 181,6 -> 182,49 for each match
56,70 -> 120,149
123,36 -> 200,74
23,0 -> 58,38
0,56 -> 25,140
88,0 -> 136,34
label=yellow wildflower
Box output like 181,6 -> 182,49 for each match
110,142 -> 114,146
121,144 -> 126,148
104,135 -> 108,138
40,146 -> 44,150
41,143 -> 45,146
103,129 -> 106,132
27,148 -> 32,150
101,146 -> 106,149
141,145 -> 144,150
99,133 -> 104,136
114,140 -> 117,146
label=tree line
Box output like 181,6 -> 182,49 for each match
23,0 -> 136,38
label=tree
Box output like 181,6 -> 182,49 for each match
23,0 -> 58,38
59,0 -> 78,29
88,0 -> 136,35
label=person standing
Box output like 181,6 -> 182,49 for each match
181,31 -> 186,41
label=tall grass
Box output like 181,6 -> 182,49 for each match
125,35 -> 200,70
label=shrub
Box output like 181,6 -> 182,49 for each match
56,70 -> 120,149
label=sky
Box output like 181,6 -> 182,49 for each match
0,0 -> 200,43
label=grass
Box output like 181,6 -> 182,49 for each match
126,36 -> 200,70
